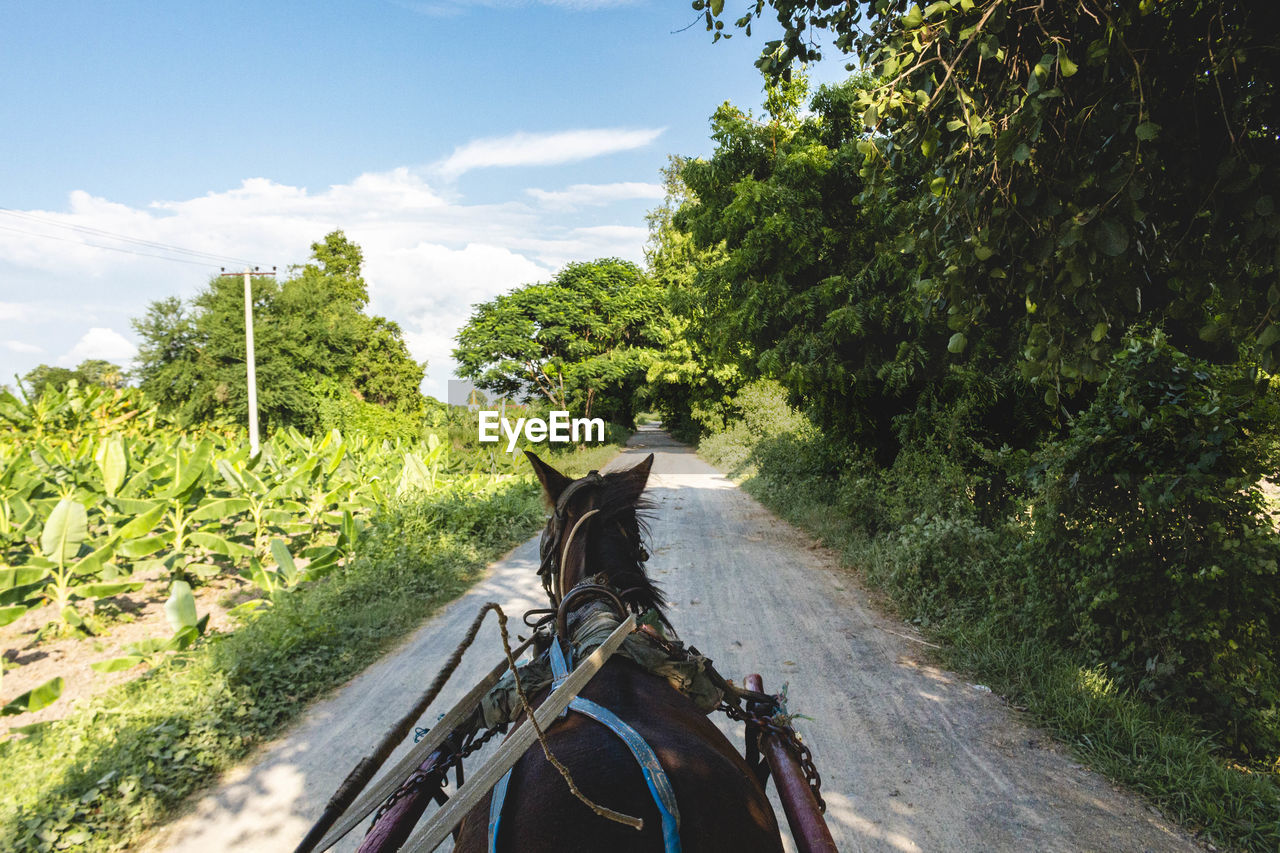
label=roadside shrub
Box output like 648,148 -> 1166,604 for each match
880,441 -> 977,528
1028,332 -> 1280,759
701,379 -> 815,476
316,390 -> 425,441
875,515 -> 1005,623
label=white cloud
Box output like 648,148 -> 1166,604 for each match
58,328 -> 136,367
0,303 -> 34,322
4,340 -> 42,354
365,242 -> 552,393
0,159 -> 654,400
432,128 -> 664,179
526,181 -> 664,211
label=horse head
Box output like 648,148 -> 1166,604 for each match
524,451 -> 666,626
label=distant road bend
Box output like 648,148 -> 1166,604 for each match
146,426 -> 1199,852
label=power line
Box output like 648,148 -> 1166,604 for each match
0,222 -> 230,268
0,206 -> 259,267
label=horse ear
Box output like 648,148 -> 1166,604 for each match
617,453 -> 654,498
525,451 -> 572,505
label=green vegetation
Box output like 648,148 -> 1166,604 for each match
21,361 -> 125,399
453,258 -> 664,426
699,380 -> 1280,851
0,380 -> 470,638
622,2 -> 1280,846
0,357 -> 625,852
0,242 -> 628,851
705,1 -> 1279,383
5,2 -> 1277,847
0,438 -> 621,853
132,230 -> 426,435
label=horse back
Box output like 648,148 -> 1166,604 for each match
453,658 -> 783,853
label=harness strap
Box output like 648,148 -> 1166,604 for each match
567,696 -> 682,852
486,767 -> 513,850
488,638 -> 682,853
550,635 -> 572,689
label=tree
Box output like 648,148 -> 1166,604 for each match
352,316 -> 426,412
642,156 -> 743,435
454,259 -> 663,425
656,75 -> 1046,469
290,229 -> 370,309
22,360 -> 126,398
21,365 -> 77,398
74,359 -> 124,389
133,231 -> 425,432
706,1 -> 1280,398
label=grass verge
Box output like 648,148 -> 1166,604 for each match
0,440 -> 623,853
700,423 -> 1280,852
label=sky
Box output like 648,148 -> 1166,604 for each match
0,0 -> 848,401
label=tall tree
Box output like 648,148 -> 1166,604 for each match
706,0 -> 1280,398
454,259 -> 663,424
132,231 -> 424,431
289,229 -> 370,310
643,156 -> 743,435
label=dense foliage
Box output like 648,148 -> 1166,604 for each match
644,0 -> 1280,768
1030,333 -> 1280,758
700,379 -> 1280,850
453,258 -> 664,425
707,0 -> 1279,390
20,361 -> 125,399
0,378 -> 531,719
0,415 -> 622,853
642,157 -> 743,436
132,231 -> 426,434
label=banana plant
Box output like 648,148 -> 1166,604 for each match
237,536 -> 343,612
94,434 -> 127,498
29,497 -> 142,625
90,581 -> 209,672
1,675 -> 64,717
395,435 -> 448,498
0,565 -> 46,627
0,463 -> 40,560
110,437 -> 220,580
215,457 -> 277,557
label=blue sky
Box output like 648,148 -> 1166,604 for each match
1,1 -> 847,399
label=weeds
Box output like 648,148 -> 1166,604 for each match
699,383 -> 1279,852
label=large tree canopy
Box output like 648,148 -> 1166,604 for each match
20,360 -> 126,399
132,231 -> 425,432
453,259 -> 663,424
706,0 -> 1279,400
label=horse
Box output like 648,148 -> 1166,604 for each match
451,451 -> 784,853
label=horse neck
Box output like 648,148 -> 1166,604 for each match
561,513 -> 642,591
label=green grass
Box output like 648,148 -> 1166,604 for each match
0,440 -> 623,853
700,426 -> 1280,853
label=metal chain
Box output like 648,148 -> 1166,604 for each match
719,700 -> 826,813
368,766 -> 447,829
367,714 -> 512,831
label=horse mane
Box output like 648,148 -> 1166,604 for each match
580,469 -> 669,626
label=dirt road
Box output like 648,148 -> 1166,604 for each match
146,427 -> 1198,852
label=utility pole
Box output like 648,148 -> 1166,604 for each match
219,266 -> 276,456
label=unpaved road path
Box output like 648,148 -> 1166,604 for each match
145,427 -> 1199,852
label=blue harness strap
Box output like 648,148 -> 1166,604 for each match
566,696 -> 682,852
488,637 -> 682,853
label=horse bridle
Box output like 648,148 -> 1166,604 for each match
537,470 -> 604,606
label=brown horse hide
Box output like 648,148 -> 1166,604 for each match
452,656 -> 783,853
